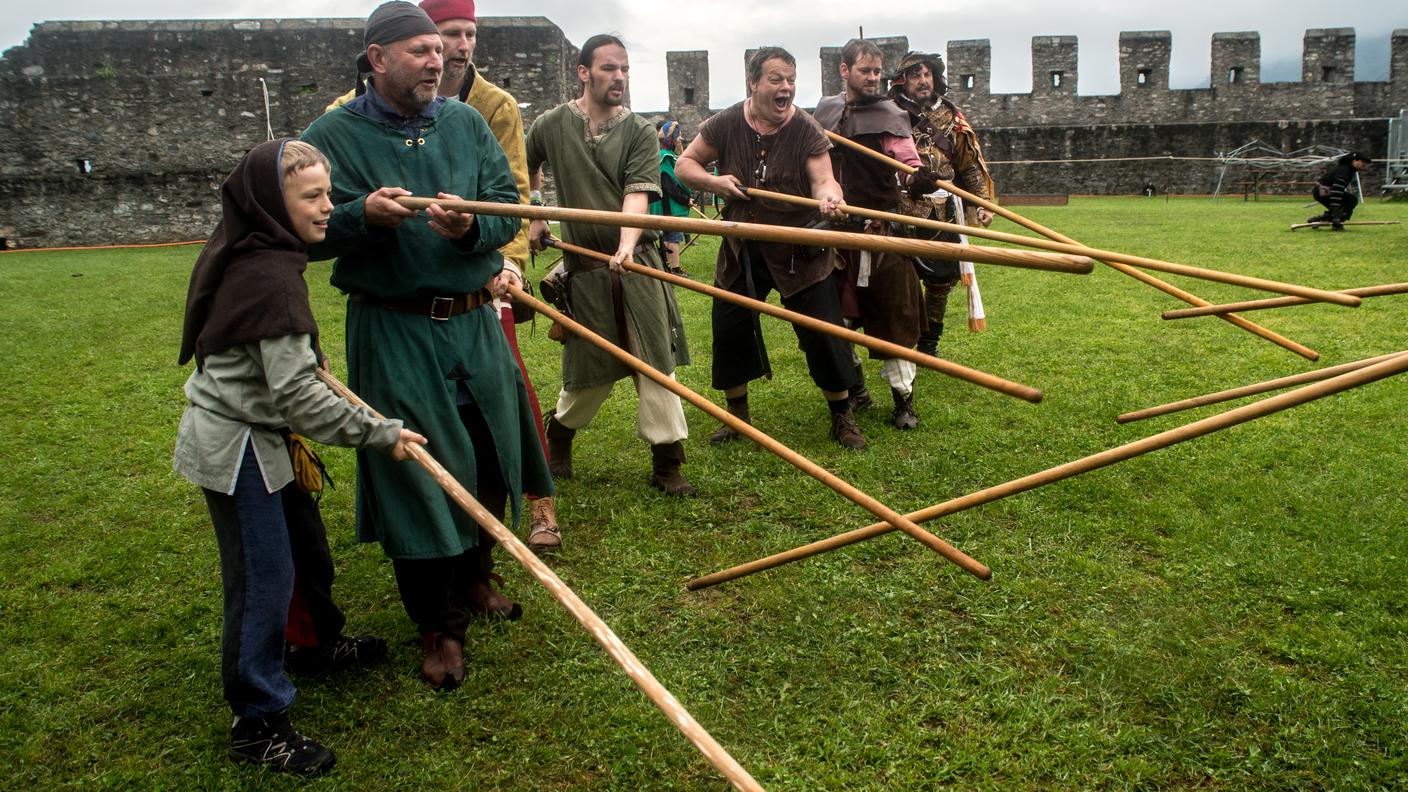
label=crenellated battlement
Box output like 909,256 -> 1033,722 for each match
934,28 -> 1405,127
0,19 -> 1402,248
662,28 -> 1404,134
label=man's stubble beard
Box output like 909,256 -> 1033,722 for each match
442,61 -> 468,92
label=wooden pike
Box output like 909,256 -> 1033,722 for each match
1290,220 -> 1402,230
507,283 -> 993,580
746,186 -> 1360,307
1162,282 -> 1408,320
542,237 -> 1042,403
1115,351 -> 1408,423
686,349 -> 1408,590
313,369 -> 764,792
822,130 -> 1323,361
394,196 -> 1094,275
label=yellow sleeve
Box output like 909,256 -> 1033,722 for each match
482,93 -> 531,268
324,88 -> 356,115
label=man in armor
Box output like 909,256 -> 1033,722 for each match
888,51 -> 996,358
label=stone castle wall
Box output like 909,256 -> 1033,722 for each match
0,20 -> 1404,248
0,18 -> 577,248
667,28 -> 1405,198
941,29 -> 1407,125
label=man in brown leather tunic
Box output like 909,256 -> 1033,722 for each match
675,47 -> 862,449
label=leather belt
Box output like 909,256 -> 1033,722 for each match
349,289 -> 492,321
563,244 -> 654,346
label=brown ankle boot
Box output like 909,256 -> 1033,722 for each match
466,572 -> 523,621
649,442 -> 696,496
526,496 -> 562,552
890,388 -> 918,430
849,364 -> 872,410
544,414 -> 574,479
420,632 -> 451,690
708,401 -> 750,444
829,408 -> 868,450
440,634 -> 465,689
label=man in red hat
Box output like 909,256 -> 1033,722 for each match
326,0 -> 565,552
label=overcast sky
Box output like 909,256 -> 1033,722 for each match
3,1 -> 1405,110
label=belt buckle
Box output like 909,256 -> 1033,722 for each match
430,296 -> 455,321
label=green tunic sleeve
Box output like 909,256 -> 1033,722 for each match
622,118 -> 662,197
300,103 -> 518,298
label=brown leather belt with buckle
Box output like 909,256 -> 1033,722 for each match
349,289 -> 492,321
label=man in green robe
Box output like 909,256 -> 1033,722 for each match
301,0 -> 552,691
525,34 -> 695,496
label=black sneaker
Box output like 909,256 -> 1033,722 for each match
229,711 -> 335,775
285,634 -> 387,674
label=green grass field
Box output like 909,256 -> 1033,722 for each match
2,196 -> 1406,789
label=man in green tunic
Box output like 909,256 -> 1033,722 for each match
301,1 -> 552,691
525,34 -> 695,496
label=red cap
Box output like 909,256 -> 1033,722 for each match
419,0 -> 475,24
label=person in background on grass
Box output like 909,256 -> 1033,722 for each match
301,0 -> 553,692
1309,152 -> 1372,231
175,138 -> 426,774
322,0 -> 565,553
650,119 -> 693,277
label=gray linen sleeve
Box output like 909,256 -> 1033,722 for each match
256,334 -> 403,453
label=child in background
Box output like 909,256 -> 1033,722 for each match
174,138 -> 425,774
651,119 -> 694,277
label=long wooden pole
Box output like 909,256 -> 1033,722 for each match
686,349 -> 1408,590
823,130 -> 1323,361
312,369 -> 764,792
745,187 -> 1358,307
1162,282 -> 1408,320
395,196 -> 1094,276
1291,220 -> 1401,230
508,284 -> 992,580
1115,351 -> 1408,423
543,237 -> 1043,404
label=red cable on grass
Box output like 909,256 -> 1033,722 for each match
0,240 -> 206,254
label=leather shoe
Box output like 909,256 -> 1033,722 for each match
526,496 -> 562,552
420,632 -> 450,690
467,572 -> 523,621
829,408 -> 868,450
439,634 -> 465,689
708,401 -> 750,444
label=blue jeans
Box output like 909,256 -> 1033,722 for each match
203,440 -> 297,718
